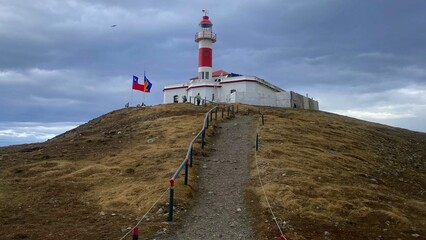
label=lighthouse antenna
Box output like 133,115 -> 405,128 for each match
202,9 -> 208,16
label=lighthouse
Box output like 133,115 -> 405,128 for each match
195,11 -> 216,82
162,13 -> 319,110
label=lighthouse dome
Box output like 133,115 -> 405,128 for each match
199,16 -> 212,28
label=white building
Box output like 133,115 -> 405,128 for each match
163,13 -> 319,110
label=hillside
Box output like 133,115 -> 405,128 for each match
0,103 -> 425,239
246,106 -> 426,239
0,104 -> 213,239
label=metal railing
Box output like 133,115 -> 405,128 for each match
195,32 -> 216,42
168,104 -> 234,221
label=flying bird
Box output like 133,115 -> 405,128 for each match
111,25 -> 117,27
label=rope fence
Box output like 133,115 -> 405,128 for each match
119,187 -> 169,240
255,113 -> 287,240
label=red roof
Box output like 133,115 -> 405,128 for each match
190,70 -> 230,80
212,70 -> 229,77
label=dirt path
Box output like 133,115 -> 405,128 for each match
162,115 -> 256,239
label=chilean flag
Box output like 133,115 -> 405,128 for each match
132,75 -> 144,92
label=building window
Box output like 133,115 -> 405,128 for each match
230,89 -> 236,93
201,72 -> 205,79
212,93 -> 214,101
173,95 -> 179,103
206,72 -> 209,79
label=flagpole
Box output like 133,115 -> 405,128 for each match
131,89 -> 134,106
130,76 -> 134,106
143,70 -> 146,105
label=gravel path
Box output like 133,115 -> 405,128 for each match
162,115 -> 256,240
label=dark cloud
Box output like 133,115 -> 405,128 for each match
1,0 -> 425,146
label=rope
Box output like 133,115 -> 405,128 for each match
119,187 -> 170,240
255,115 -> 286,238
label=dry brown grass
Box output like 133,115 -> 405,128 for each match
245,106 -> 426,240
0,103 -> 222,240
2,103 -> 424,240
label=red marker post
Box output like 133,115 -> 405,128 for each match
132,227 -> 139,240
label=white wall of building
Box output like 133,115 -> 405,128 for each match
164,88 -> 187,103
163,76 -> 319,110
219,81 -> 248,102
276,92 -> 292,108
314,100 -> 319,110
188,87 -> 216,102
303,97 -> 310,110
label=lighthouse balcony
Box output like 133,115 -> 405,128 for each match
195,32 -> 216,42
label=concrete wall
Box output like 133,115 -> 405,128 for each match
303,97 -> 310,110
223,81 -> 280,106
219,81 -> 248,102
276,92 -> 292,108
308,98 -> 315,110
164,88 -> 187,103
290,91 -> 305,109
188,87 -> 216,103
289,91 -> 319,110
233,92 -> 277,106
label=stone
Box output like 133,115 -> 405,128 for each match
324,231 -> 330,236
99,211 -> 106,216
236,208 -> 242,212
411,234 -> 420,238
157,207 -> 164,214
147,138 -> 155,144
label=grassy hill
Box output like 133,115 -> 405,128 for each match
246,106 -> 426,239
0,103 -> 425,239
0,104 -> 214,239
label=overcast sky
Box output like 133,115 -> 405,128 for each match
0,0 -> 425,146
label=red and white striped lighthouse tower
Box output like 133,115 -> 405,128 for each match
195,11 -> 216,81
